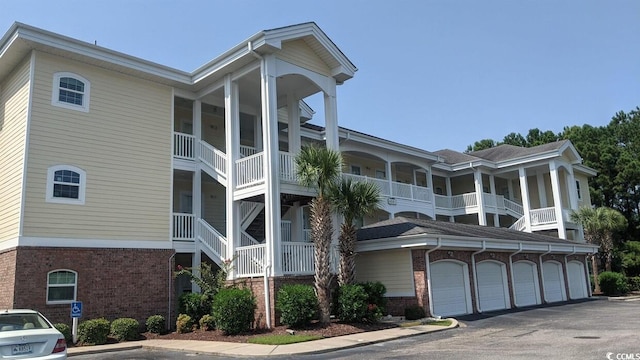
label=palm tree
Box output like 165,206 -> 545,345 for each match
328,178 -> 380,286
571,206 -> 627,293
295,145 -> 342,324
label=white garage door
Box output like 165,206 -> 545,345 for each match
430,261 -> 472,317
513,261 -> 541,307
543,261 -> 566,303
567,261 -> 588,299
476,261 -> 510,312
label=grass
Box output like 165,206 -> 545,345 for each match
248,334 -> 323,345
399,319 -> 453,328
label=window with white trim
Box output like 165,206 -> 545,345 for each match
52,72 -> 90,112
47,270 -> 77,304
46,165 -> 86,204
351,165 -> 361,175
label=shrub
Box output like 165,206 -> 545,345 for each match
178,293 -> 212,326
212,287 -> 256,335
54,323 -> 72,343
176,314 -> 194,334
627,276 -> 640,291
360,281 -> 387,322
599,271 -> 629,296
145,315 -> 165,334
404,305 -> 426,320
199,314 -> 215,331
78,318 -> 111,345
337,284 -> 368,323
276,284 -> 318,328
110,318 -> 140,342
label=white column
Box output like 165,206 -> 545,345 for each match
386,161 -> 393,197
287,94 -> 301,153
507,178 -> 514,201
446,177 -> 454,222
224,75 -> 240,278
192,100 -> 202,292
323,79 -> 339,150
549,161 -> 567,239
426,167 -> 437,218
474,169 -> 487,226
566,169 -> 578,210
519,167 -> 532,232
261,54 -> 282,276
489,175 -> 500,227
254,114 -> 263,151
537,172 -> 548,207
290,202 -> 302,242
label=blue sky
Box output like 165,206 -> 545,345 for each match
2,0 -> 638,152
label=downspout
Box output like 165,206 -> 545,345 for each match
167,252 -> 176,330
585,254 -> 593,297
564,246 -> 577,300
471,240 -> 486,313
424,238 -> 442,317
248,41 -> 262,60
539,244 -> 552,303
509,243 -> 523,307
263,262 -> 272,329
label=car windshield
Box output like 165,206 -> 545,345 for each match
0,313 -> 52,331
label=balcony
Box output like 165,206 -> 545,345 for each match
341,173 -> 433,203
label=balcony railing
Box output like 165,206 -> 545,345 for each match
173,213 -> 195,240
235,244 -> 265,277
282,242 -> 315,274
531,207 -> 557,225
279,152 -> 297,183
174,132 -> 195,159
342,173 -> 432,203
235,152 -> 264,188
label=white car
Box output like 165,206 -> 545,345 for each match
0,309 -> 67,359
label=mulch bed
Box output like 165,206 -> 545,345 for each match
142,320 -> 399,343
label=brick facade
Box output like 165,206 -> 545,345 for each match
0,248 -> 17,309
9,246 -> 174,326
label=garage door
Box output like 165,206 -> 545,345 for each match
513,261 -> 541,307
567,261 -> 588,299
430,261 -> 472,317
542,261 -> 566,303
476,261 -> 510,312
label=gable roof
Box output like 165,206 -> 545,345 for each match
468,140 -> 571,162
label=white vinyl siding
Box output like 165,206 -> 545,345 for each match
22,52 -> 172,241
277,39 -> 332,77
355,249 -> 415,296
0,58 -> 30,242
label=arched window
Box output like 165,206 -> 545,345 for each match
46,165 -> 86,204
52,72 -> 90,112
47,270 -> 77,304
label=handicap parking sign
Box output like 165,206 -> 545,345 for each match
70,301 -> 82,318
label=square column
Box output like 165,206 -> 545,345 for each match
192,100 -> 202,292
474,169 -> 487,226
287,94 -> 301,153
446,177 -> 454,222
519,167 -> 532,232
549,161 -> 567,239
489,175 -> 500,227
323,78 -> 339,150
224,75 -> 241,277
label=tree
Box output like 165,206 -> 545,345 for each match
571,207 -> 627,293
295,145 -> 342,324
465,139 -> 496,153
328,178 -> 380,286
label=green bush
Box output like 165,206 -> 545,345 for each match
176,314 -> 194,334
404,305 -> 426,320
54,323 -> 72,343
599,271 -> 629,296
199,314 -> 215,331
276,284 -> 318,328
178,293 -> 212,326
360,281 -> 387,322
110,318 -> 139,342
78,318 -> 111,345
145,315 -> 165,334
627,276 -> 640,291
337,284 -> 368,323
212,287 -> 256,335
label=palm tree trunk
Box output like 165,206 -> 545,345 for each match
311,197 -> 333,325
591,254 -> 601,294
338,223 -> 357,286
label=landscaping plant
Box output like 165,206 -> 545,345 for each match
110,318 -> 140,341
276,284 -> 318,328
212,287 -> 256,335
78,318 -> 111,345
145,315 -> 165,334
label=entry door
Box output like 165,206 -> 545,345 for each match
430,261 -> 472,317
513,261 -> 541,307
567,261 -> 588,299
476,261 -> 510,312
543,262 -> 566,303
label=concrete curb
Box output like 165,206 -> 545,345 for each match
67,319 -> 459,358
608,295 -> 640,302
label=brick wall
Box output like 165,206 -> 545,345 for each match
13,246 -> 174,326
0,248 -> 17,309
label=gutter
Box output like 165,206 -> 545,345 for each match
424,238 -> 442,317
167,252 -> 176,330
263,262 -> 272,329
564,246 -> 577,300
538,244 -> 552,303
471,240 -> 486,313
509,243 -> 523,307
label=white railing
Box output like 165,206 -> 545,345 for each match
531,207 -> 557,225
483,193 -> 498,208
199,141 -> 227,177
411,185 -> 433,202
235,244 -> 265,277
434,194 -> 452,209
510,216 -> 527,231
504,198 -> 524,217
342,173 -> 431,203
240,230 -> 259,246
279,152 -> 297,183
235,152 -> 264,188
342,173 -> 391,196
173,132 -> 195,159
240,145 -> 258,158
240,201 -> 254,221
173,213 -> 194,240
451,193 -> 477,209
282,242 -> 315,274
281,220 -> 292,242
197,219 -> 227,261
303,229 -> 312,242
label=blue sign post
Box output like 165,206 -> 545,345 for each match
70,301 -> 82,343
